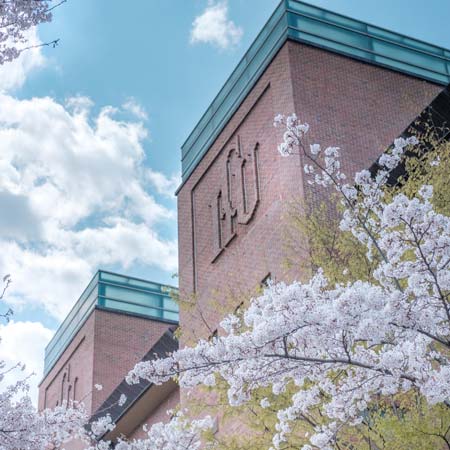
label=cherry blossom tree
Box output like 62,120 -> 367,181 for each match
89,412 -> 214,450
0,374 -> 208,450
0,383 -> 88,449
0,0 -> 63,65
1,114 -> 448,448
0,275 -> 13,323
124,116 -> 450,450
0,274 -> 90,449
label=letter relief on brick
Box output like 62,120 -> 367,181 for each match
211,136 -> 260,262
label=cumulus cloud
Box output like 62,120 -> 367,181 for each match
146,169 -> 181,198
0,27 -> 180,404
190,1 -> 243,50
0,243 -> 95,319
0,321 -> 53,406
0,28 -> 45,92
0,191 -> 42,241
123,98 -> 148,121
0,93 -> 178,320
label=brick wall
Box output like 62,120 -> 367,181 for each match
38,313 -> 96,412
178,43 -> 296,345
177,39 -> 441,346
175,39 -> 442,442
38,308 -> 172,416
286,41 -> 440,207
91,309 -> 171,412
128,388 -> 180,440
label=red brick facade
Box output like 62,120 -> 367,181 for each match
38,309 -> 171,415
128,389 -> 180,440
38,313 -> 95,413
177,40 -> 440,344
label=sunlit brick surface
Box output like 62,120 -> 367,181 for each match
177,40 -> 440,345
38,309 -> 171,416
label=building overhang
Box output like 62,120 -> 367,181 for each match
178,0 -> 450,191
370,83 -> 450,183
89,328 -> 179,441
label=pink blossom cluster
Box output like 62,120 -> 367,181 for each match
0,359 -> 210,449
0,368 -> 88,449
90,412 -> 214,450
0,0 -> 52,64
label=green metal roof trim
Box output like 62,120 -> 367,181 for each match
43,270 -> 178,378
179,0 -> 450,186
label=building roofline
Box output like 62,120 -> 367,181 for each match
89,327 -> 178,441
41,270 -> 179,380
45,269 -> 177,355
97,269 -> 178,292
177,0 -> 450,192
286,0 -> 450,53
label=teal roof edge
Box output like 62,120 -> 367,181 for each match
177,0 -> 450,191
41,270 -> 179,380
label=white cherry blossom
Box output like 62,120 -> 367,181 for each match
0,1 -> 56,65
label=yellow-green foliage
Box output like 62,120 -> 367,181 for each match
398,125 -> 450,216
283,193 -> 378,285
193,379 -> 319,450
277,126 -> 450,449
362,395 -> 450,449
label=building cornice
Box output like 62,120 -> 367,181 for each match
178,0 -> 450,190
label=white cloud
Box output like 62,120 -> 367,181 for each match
146,169 -> 181,198
190,1 -> 243,50
123,98 -> 148,121
0,93 -> 178,320
0,27 -> 179,405
0,191 -> 42,241
0,321 -> 53,406
65,95 -> 94,114
0,28 -> 45,92
61,219 -> 178,272
0,243 -> 94,319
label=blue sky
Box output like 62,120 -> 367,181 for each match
0,0 -> 450,402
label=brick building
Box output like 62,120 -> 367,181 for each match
38,270 -> 179,444
177,0 -> 450,344
38,0 -> 450,445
